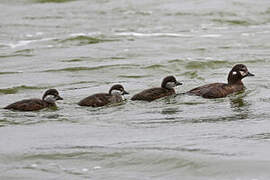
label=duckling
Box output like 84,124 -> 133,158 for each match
78,84 -> 129,107
4,89 -> 63,111
131,76 -> 182,102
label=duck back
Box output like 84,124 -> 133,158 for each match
4,99 -> 50,111
131,88 -> 175,102
188,83 -> 244,98
78,93 -> 113,107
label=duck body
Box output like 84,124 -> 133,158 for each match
131,76 -> 182,102
78,84 -> 128,107
188,82 -> 244,99
187,64 -> 254,99
4,99 -> 54,111
131,87 -> 175,102
4,89 -> 63,111
78,92 -> 123,107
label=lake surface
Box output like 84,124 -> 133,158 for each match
0,0 -> 270,179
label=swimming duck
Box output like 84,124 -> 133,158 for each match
131,76 -> 182,102
187,64 -> 254,99
4,89 -> 63,111
78,84 -> 129,107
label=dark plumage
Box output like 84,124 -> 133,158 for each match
131,76 -> 182,102
187,64 -> 254,99
4,89 -> 63,111
78,84 -> 129,107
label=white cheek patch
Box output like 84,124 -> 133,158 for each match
166,82 -> 176,89
111,90 -> 121,95
44,95 -> 57,103
240,70 -> 247,76
232,71 -> 237,75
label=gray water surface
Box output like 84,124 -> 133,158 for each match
1,0 -> 270,179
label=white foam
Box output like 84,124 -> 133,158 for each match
7,37 -> 54,49
115,32 -> 191,37
8,40 -> 33,48
93,166 -> 101,170
31,163 -> 38,168
69,32 -> 101,37
36,32 -> 44,36
200,34 -> 222,38
26,34 -> 33,37
82,168 -> 89,172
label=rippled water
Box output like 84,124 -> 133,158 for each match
1,0 -> 270,179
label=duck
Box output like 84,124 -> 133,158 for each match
4,89 -> 63,111
187,64 -> 254,99
78,84 -> 129,107
131,76 -> 182,102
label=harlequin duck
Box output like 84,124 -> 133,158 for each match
187,64 -> 254,99
131,76 -> 182,102
4,89 -> 63,111
78,84 -> 129,107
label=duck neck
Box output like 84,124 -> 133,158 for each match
227,71 -> 244,85
227,78 -> 243,86
162,83 -> 171,90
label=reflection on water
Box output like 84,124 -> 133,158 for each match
229,91 -> 251,121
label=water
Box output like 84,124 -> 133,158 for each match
0,0 -> 270,179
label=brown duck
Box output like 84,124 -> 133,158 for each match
78,84 -> 129,107
187,64 -> 254,99
4,89 -> 63,111
131,76 -> 182,102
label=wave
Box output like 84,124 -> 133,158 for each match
200,34 -> 222,38
57,33 -> 118,46
34,0 -> 74,3
0,85 -> 42,94
165,11 -> 237,17
143,64 -> 166,69
184,60 -> 230,69
115,32 -> 192,38
0,50 -> 34,58
3,32 -> 112,49
118,75 -> 150,79
61,58 -> 84,62
0,71 -> 20,75
168,59 -> 231,70
45,64 -> 139,72
180,71 -> 203,80
7,38 -> 53,49
245,133 -> 270,140
212,19 -> 252,25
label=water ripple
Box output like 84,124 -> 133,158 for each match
0,85 -> 43,94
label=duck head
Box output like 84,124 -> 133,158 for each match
227,64 -> 254,84
161,76 -> 183,90
42,89 -> 63,103
109,84 -> 129,95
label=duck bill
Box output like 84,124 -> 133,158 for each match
176,81 -> 183,86
122,90 -> 129,95
247,72 -> 255,77
56,95 -> 63,100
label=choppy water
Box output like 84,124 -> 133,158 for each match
1,0 -> 270,179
